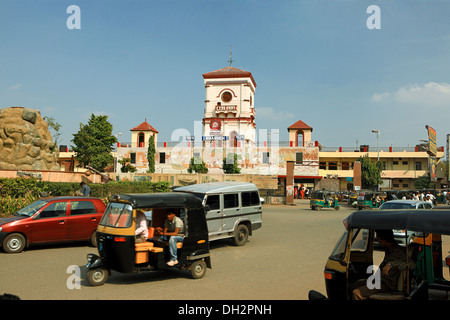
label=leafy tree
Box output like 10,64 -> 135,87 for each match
71,114 -> 117,172
358,155 -> 382,189
118,158 -> 137,173
43,116 -> 61,150
188,156 -> 208,173
223,153 -> 241,174
147,135 -> 156,173
414,174 -> 432,189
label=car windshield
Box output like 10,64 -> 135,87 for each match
380,202 -> 415,210
15,200 -> 48,217
99,202 -> 133,228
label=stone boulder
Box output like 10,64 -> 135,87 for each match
0,107 -> 60,171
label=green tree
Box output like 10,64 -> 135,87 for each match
147,135 -> 156,173
118,158 -> 137,173
43,116 -> 61,150
71,114 -> 117,172
358,155 -> 382,189
188,156 -> 208,173
223,153 -> 241,174
414,174 -> 432,189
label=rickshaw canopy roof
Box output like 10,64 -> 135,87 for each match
110,192 -> 203,209
345,210 -> 450,235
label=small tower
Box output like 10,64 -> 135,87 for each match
130,120 -> 159,148
288,120 -> 313,147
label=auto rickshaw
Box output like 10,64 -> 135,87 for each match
86,192 -> 211,286
310,190 -> 340,211
308,209 -> 450,300
357,191 -> 385,210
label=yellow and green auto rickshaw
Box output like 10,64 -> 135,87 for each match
86,192 -> 211,286
308,209 -> 450,300
310,190 -> 340,211
357,191 -> 385,210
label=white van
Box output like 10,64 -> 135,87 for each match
174,182 -> 262,246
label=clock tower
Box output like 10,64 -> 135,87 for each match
202,66 -> 257,147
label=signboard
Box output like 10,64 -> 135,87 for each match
202,136 -> 229,141
426,125 -> 437,156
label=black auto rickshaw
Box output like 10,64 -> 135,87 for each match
310,190 -> 340,211
86,192 -> 211,286
357,191 -> 385,210
309,209 -> 450,300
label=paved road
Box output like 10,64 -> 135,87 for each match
1,201 -> 449,300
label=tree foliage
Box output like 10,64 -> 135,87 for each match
188,156 -> 208,173
223,153 -> 241,174
147,135 -> 156,173
359,155 -> 382,189
414,174 -> 432,189
71,114 -> 117,172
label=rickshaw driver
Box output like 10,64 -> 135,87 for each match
351,230 -> 407,300
135,210 -> 149,243
155,211 -> 184,266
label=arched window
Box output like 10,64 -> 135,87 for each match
296,131 -> 304,147
138,132 -> 145,147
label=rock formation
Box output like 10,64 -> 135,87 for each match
0,107 -> 60,171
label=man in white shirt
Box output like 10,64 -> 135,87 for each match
156,211 -> 184,266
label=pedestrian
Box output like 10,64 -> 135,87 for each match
80,182 -> 92,196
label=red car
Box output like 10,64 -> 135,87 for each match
0,197 -> 106,253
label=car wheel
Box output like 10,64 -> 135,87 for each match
189,259 -> 207,279
87,267 -> 108,286
3,233 -> 26,253
233,224 -> 249,246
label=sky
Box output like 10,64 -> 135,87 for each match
1,0 -> 450,152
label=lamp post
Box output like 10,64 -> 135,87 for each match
371,129 -> 380,162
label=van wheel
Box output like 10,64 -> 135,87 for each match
189,260 -> 207,279
3,233 -> 26,253
87,267 -> 108,286
233,224 -> 249,246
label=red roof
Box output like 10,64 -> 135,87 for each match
288,120 -> 313,132
130,121 -> 159,133
202,66 -> 256,87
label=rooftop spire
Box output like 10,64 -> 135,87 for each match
227,45 -> 234,66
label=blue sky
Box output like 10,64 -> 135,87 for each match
1,0 -> 450,151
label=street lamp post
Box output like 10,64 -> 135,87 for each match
371,129 -> 380,162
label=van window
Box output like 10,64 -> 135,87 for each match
224,193 -> 239,208
242,191 -> 260,207
206,195 -> 220,210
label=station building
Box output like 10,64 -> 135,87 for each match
57,64 -> 447,191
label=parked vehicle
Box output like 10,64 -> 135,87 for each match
377,200 -> 434,246
0,197 -> 106,253
86,192 -> 211,286
309,209 -> 450,300
174,182 -> 262,245
309,190 -> 340,211
357,191 -> 386,210
379,200 -> 433,210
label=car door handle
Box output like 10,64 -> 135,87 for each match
90,218 -> 97,221
58,220 -> 66,224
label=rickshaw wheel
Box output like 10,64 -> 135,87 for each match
334,206 -> 340,211
189,259 -> 207,279
87,267 -> 108,286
